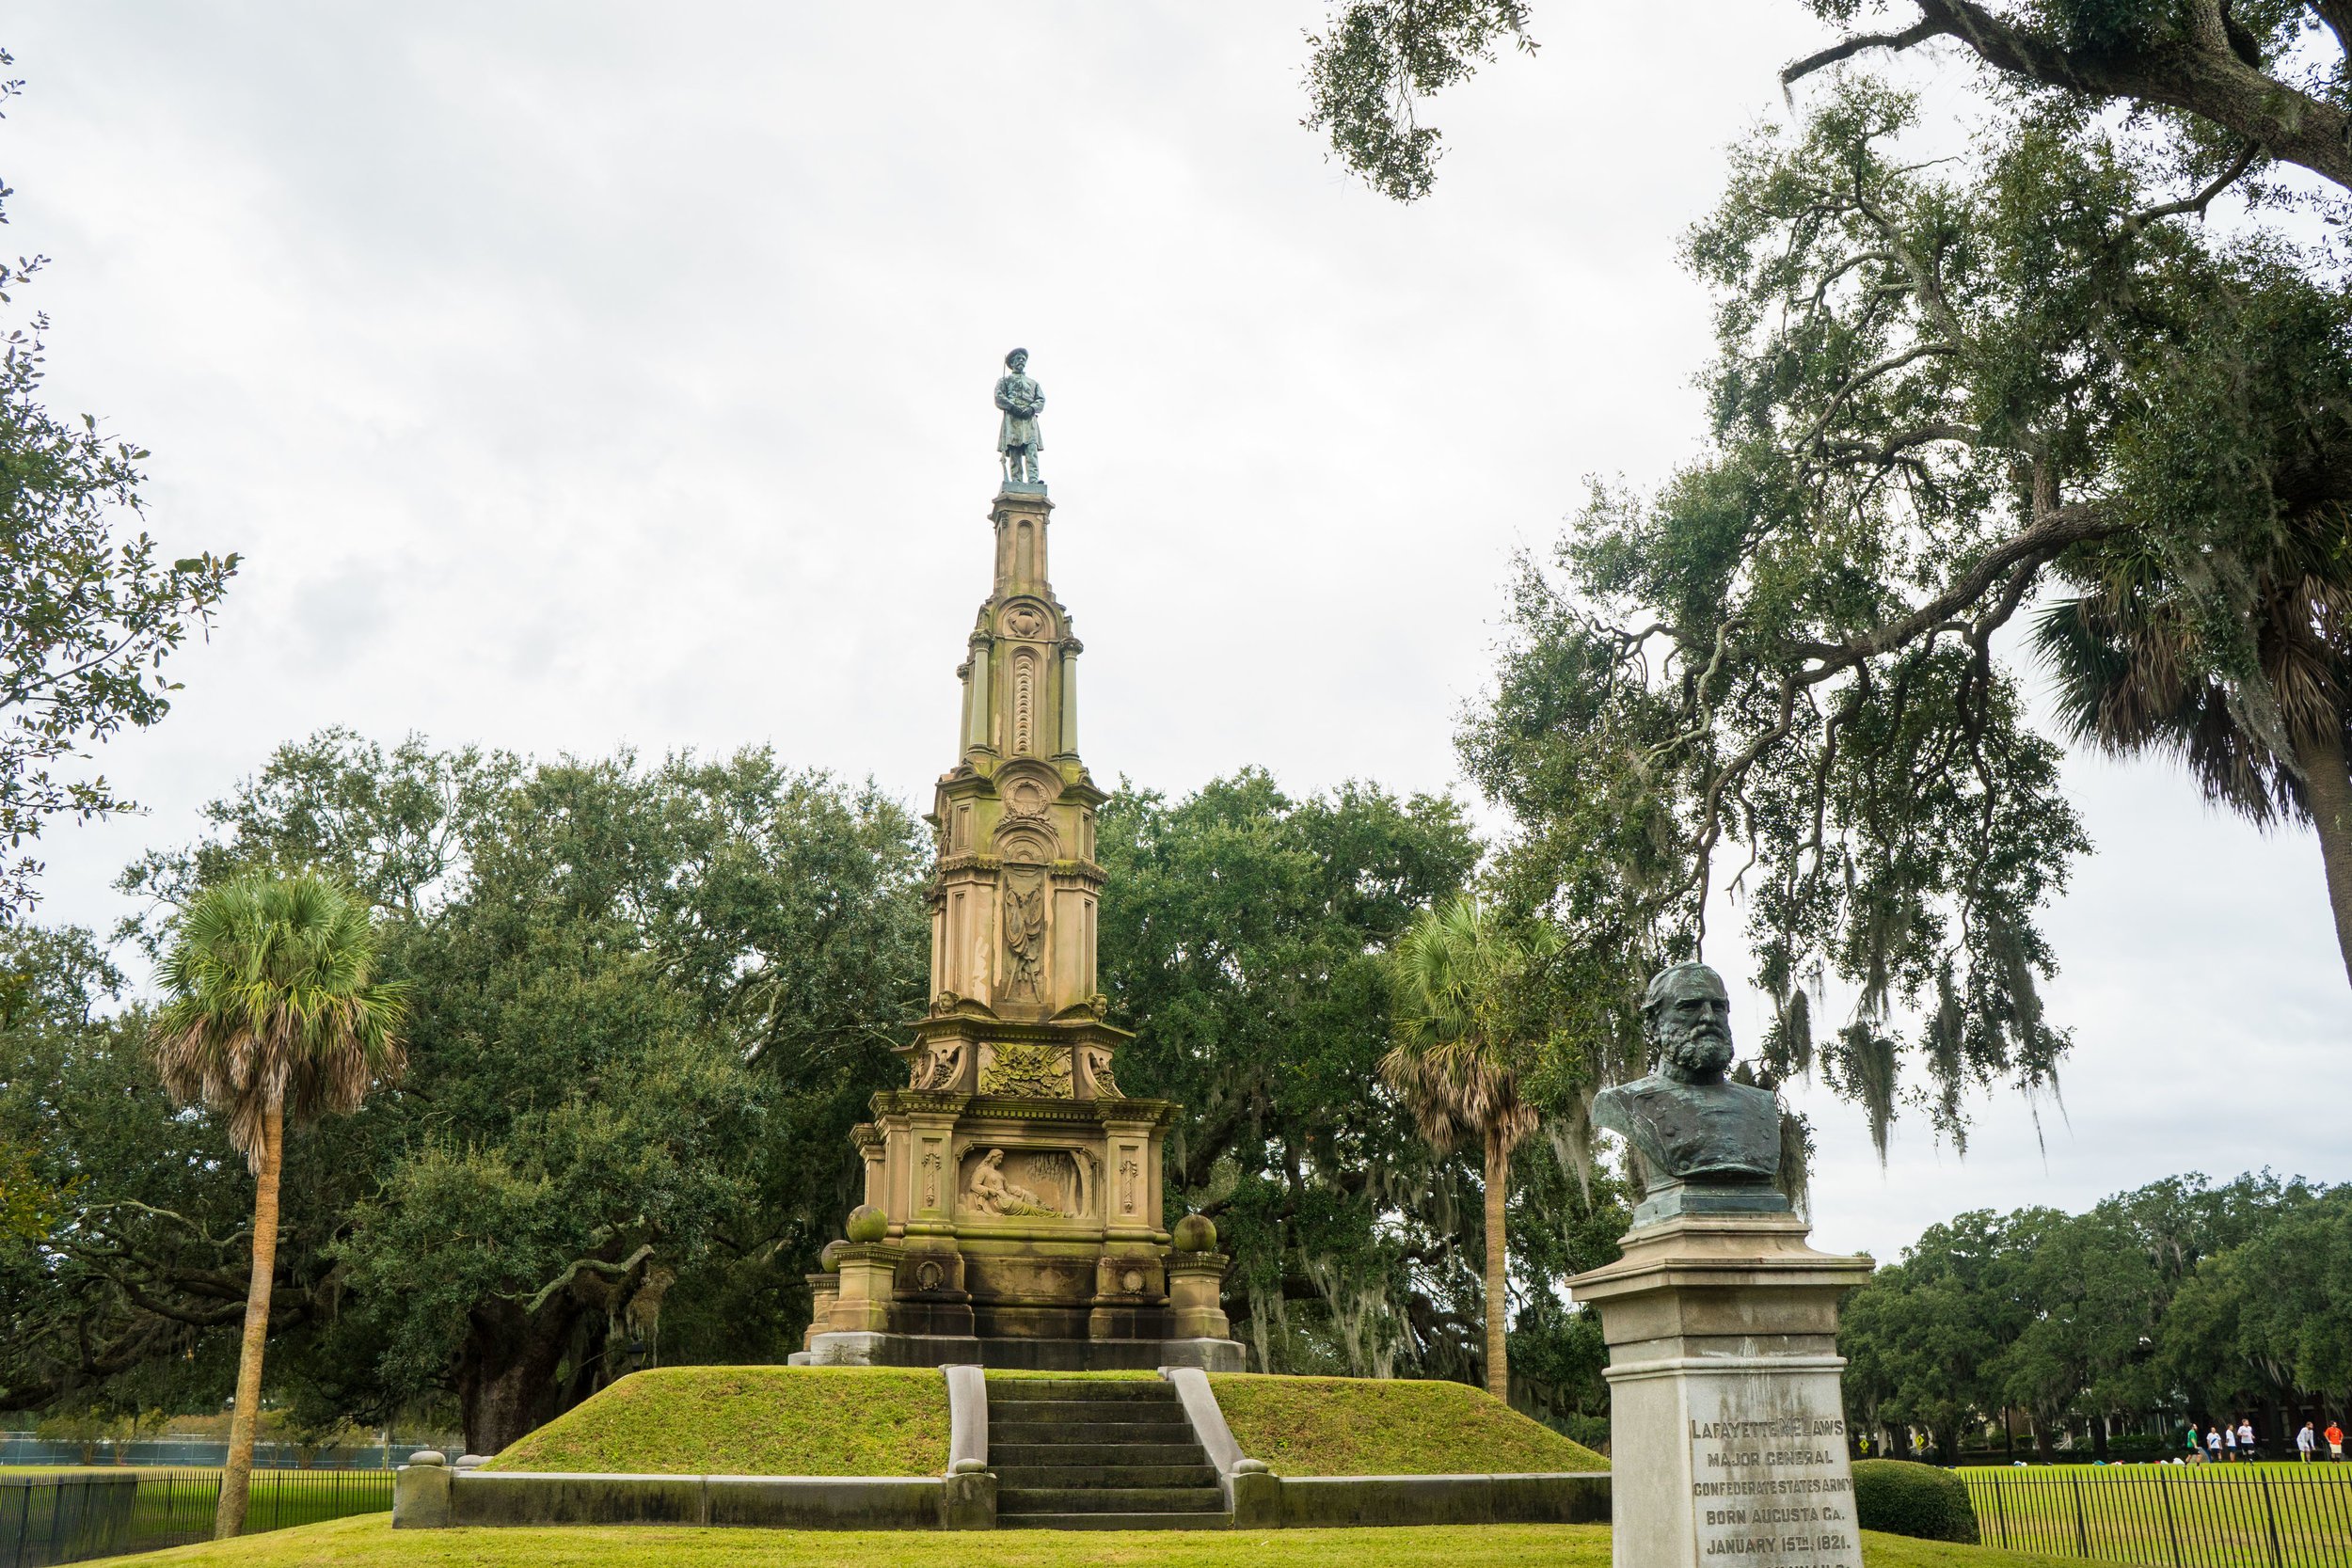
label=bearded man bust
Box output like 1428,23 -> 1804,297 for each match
1593,961 -> 1788,1225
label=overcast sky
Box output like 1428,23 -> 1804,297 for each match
6,4 -> 2343,1264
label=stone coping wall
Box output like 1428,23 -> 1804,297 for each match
482,1367 -> 949,1477
392,1366 -> 1613,1532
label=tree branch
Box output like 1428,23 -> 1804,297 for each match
514,1243 -> 657,1316
2120,139 -> 2263,240
1783,15 -> 1949,87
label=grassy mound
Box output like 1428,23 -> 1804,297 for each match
122,1513 -> 2080,1568
484,1366 -> 948,1476
1209,1374 -> 1607,1476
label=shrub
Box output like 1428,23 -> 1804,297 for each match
1851,1458 -> 1979,1544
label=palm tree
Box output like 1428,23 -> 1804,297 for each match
2032,551 -> 2352,990
150,872 -> 406,1539
1381,895 -> 1553,1402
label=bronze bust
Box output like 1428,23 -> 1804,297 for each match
1593,961 -> 1787,1225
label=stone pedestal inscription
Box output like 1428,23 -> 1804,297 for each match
1570,1215 -> 1871,1568
1680,1381 -> 1860,1568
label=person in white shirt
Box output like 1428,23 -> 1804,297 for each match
2299,1422 -> 2318,1463
2238,1418 -> 2258,1461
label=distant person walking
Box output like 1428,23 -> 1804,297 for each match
2299,1422 -> 2317,1462
2224,1422 -> 2239,1462
2238,1418 -> 2258,1461
2328,1419 -> 2344,1462
2210,1424 -> 2226,1462
2187,1424 -> 2205,1464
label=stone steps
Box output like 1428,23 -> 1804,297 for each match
997,1511 -> 1235,1530
991,1418 -> 1197,1445
998,1485 -> 1225,1514
994,1464 -> 1220,1489
993,1440 -> 1206,1468
986,1375 -> 1227,1528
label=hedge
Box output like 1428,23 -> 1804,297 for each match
1851,1459 -> 1979,1544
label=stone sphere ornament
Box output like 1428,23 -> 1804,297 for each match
818,1240 -> 847,1273
846,1204 -> 888,1243
1171,1213 -> 1216,1253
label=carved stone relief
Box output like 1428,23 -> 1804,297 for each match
1080,1042 -> 1123,1099
1119,1156 -> 1140,1216
910,1038 -> 965,1089
1002,604 -> 1045,640
1002,870 -> 1047,1002
1011,651 -> 1040,754
979,1040 -> 1071,1097
1002,776 -> 1051,820
961,1147 -> 1084,1218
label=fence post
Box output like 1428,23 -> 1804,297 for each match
2071,1469 -> 2089,1558
2258,1472 -> 2283,1568
2160,1468 -> 2181,1568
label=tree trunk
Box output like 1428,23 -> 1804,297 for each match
456,1297 -> 578,1456
1484,1128 -> 1510,1403
2292,725 -> 2352,990
2091,1414 -> 2109,1461
215,1101 -> 282,1540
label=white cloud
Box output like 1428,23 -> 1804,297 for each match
5,3 -> 2340,1261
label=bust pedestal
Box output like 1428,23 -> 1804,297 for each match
1569,1213 -> 1872,1568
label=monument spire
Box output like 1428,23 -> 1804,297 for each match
795,353 -> 1239,1372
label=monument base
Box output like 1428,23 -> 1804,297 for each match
1569,1213 -> 1872,1568
790,1332 -> 1245,1371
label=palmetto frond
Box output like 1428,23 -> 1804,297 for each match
2032,559 -> 2352,829
150,872 -> 409,1171
1379,895 -> 1549,1156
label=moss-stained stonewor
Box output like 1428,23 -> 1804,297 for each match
481,1367 -> 948,1476
1209,1374 -> 1606,1476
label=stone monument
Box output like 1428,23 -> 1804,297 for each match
795,354 -> 1243,1371
1569,962 -> 1872,1568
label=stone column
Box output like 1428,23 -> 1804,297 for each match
1568,1214 -> 1872,1568
826,1242 -> 904,1334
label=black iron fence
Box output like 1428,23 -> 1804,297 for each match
1963,1466 -> 2352,1568
0,1434 -> 434,1470
0,1468 -> 393,1568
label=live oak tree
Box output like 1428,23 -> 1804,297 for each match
1097,769 -> 1630,1407
8,733 -> 930,1455
1471,87 -> 2352,1166
1839,1173 -> 2339,1456
1305,3 -> 2352,204
1310,6 -> 2352,1097
0,53 -> 236,913
1097,770 -> 1493,1380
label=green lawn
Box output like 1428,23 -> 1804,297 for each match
1956,1462 -> 2352,1567
116,1513 -> 2089,1568
1209,1373 -> 1606,1476
482,1367 -> 950,1477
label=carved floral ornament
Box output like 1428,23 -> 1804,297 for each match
1001,602 -> 1047,640
979,1038 -> 1069,1096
